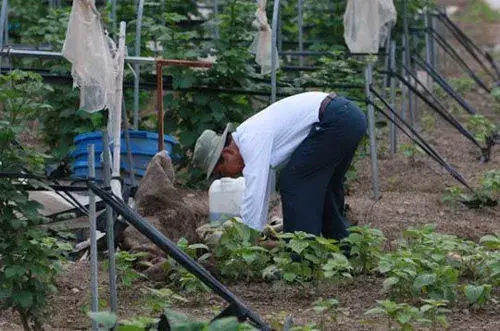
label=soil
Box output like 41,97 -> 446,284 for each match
1,1 -> 500,330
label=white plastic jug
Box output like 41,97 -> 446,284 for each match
209,177 -> 246,222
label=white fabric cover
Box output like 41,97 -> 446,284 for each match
62,0 -> 116,113
249,0 -> 279,75
344,0 -> 397,54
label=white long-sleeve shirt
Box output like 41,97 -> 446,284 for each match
231,91 -> 328,230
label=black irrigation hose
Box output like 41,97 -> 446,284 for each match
435,13 -> 498,81
369,88 -> 474,192
429,27 -> 491,93
412,54 -> 478,115
86,181 -> 271,331
386,69 -> 483,151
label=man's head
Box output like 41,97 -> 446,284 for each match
192,123 -> 244,179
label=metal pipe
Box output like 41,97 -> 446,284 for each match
425,9 -> 433,92
298,0 -> 304,67
133,0 -> 145,130
122,97 -> 137,187
403,0 -> 414,128
111,0 -> 117,35
156,61 -> 164,152
0,0 -> 7,48
0,0 -> 7,72
364,62 -> 380,200
383,27 -> 392,100
88,144 -> 99,331
401,36 -> 407,121
102,132 -> 118,316
271,0 -> 280,102
213,0 -> 219,39
390,40 -> 397,155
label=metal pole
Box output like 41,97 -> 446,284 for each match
390,40 -> 397,155
156,61 -> 164,152
403,0 -> 414,128
401,36 -> 407,122
0,0 -> 8,71
133,0 -> 144,130
102,133 -> 118,316
412,31 -> 419,123
383,27 -> 393,99
271,0 -> 280,103
364,62 -> 381,200
111,0 -> 117,35
213,0 -> 219,39
425,10 -> 433,92
122,97 -> 137,187
88,144 -> 99,331
298,0 -> 304,67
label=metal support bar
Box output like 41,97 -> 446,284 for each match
111,0 -> 117,35
133,0 -> 145,130
425,10 -> 433,92
213,0 -> 219,39
389,41 -> 397,155
298,0 -> 304,67
271,0 -> 280,103
365,62 -> 381,200
401,36 -> 407,121
88,144 -> 99,331
403,0 -> 414,128
383,27 -> 393,100
87,182 -> 271,331
102,133 -> 118,316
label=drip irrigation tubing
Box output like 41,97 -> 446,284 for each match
394,65 -> 483,151
369,88 -> 474,192
428,27 -> 491,93
86,181 -> 271,330
412,54 -> 478,115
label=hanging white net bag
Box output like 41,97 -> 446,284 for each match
62,0 -> 116,113
344,0 -> 397,54
249,0 -> 279,75
378,0 -> 397,48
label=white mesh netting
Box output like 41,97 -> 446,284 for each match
62,0 -> 116,113
343,0 -> 397,54
250,0 -> 279,75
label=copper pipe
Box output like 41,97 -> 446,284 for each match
156,58 -> 213,68
155,58 -> 213,153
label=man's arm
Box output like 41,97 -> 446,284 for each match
237,131 -> 273,231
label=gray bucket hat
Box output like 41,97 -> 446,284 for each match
192,123 -> 234,179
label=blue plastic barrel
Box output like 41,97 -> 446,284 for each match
70,130 -> 177,182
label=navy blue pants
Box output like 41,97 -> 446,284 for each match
278,96 -> 367,240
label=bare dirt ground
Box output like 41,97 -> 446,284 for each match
1,1 -> 500,330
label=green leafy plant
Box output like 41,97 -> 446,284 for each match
479,234 -> 500,250
140,287 -> 188,314
0,107 -> 63,330
365,300 -> 424,331
309,298 -> 340,329
215,219 -> 270,281
419,299 -> 450,331
449,76 -> 475,94
466,115 -> 497,144
400,143 -> 424,161
113,251 -> 148,288
168,238 -> 211,293
342,226 -> 385,274
89,310 -> 257,330
264,232 -> 351,284
463,284 -> 493,309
